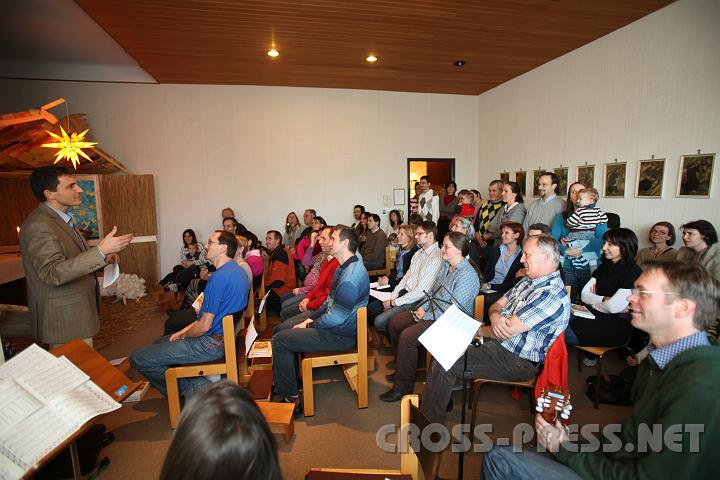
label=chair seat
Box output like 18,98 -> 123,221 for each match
304,347 -> 357,358
475,377 -> 536,388
306,471 -> 411,479
576,345 -> 622,356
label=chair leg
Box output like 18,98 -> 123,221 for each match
577,348 -> 582,372
469,382 -> 483,432
166,370 -> 181,428
594,354 -> 602,409
358,357 -> 368,409
301,359 -> 315,417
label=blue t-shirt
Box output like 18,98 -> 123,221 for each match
200,262 -> 249,336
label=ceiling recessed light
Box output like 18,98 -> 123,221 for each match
366,55 -> 378,63
267,48 -> 280,57
454,60 -> 466,67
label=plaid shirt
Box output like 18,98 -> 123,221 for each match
499,270 -> 570,363
647,331 -> 710,370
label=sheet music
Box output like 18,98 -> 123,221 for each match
0,406 -> 74,469
369,289 -> 393,301
16,356 -> 89,404
0,381 -> 42,434
245,316 -> 259,356
257,291 -> 271,314
0,344 -> 122,479
418,304 -> 481,371
102,262 -> 120,288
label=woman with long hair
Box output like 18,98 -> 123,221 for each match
566,228 -> 642,365
283,211 -> 301,246
551,181 -> 607,301
486,181 -> 526,246
386,209 -> 403,236
157,228 -> 207,292
438,181 -> 459,240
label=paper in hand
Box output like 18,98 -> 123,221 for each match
102,262 -> 119,288
418,304 -> 480,371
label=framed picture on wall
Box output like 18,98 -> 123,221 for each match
677,153 -> 715,198
554,167 -> 568,196
576,165 -> 595,188
393,188 -> 406,205
635,158 -> 665,198
500,172 -> 510,183
515,170 -> 527,197
603,162 -> 627,198
532,169 -> 544,197
67,174 -> 103,240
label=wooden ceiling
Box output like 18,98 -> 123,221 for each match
75,0 -> 672,95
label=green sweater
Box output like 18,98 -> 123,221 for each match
555,345 -> 720,479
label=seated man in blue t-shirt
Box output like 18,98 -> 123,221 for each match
131,230 -> 248,399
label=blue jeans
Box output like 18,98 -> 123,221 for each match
483,445 -> 581,480
369,300 -> 420,335
562,264 -> 591,303
130,334 -> 225,398
280,293 -> 306,320
272,326 -> 356,397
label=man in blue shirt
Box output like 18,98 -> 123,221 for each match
272,225 -> 370,413
131,230 -> 248,399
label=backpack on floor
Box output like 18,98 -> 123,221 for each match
585,372 -> 634,405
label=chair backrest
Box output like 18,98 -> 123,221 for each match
565,285 -> 571,296
356,306 -> 367,359
473,295 -> 484,322
408,399 -> 442,480
221,314 -> 239,383
245,287 -> 255,325
385,246 -> 392,272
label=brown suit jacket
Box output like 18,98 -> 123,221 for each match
20,203 -> 106,343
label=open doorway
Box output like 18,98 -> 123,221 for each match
406,158 -> 455,219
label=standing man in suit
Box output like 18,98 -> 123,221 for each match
20,166 -> 133,347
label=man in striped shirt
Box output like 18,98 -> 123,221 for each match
421,235 -> 570,423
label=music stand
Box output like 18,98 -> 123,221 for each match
424,284 -> 479,480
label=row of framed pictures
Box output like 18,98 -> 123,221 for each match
498,153 -> 715,199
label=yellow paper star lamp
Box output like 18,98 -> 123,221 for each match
42,125 -> 98,169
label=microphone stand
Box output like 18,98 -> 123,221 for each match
422,282 -> 479,480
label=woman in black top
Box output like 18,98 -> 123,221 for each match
566,228 -> 642,360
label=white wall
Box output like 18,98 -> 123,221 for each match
0,81 -> 478,273
476,0 -> 720,248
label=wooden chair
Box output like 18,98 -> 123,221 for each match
301,307 -> 368,417
257,270 -> 267,331
305,394 -> 442,480
367,246 -> 392,277
166,313 -> 240,428
575,344 -> 627,409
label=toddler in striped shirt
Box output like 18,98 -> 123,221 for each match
561,188 -> 607,269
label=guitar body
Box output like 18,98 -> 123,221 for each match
536,386 -> 572,424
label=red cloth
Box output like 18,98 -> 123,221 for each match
533,333 -> 568,399
305,257 -> 340,310
459,204 -> 475,217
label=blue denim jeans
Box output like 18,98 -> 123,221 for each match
483,445 -> 581,479
130,334 -> 225,398
280,293 -> 306,320
373,301 -> 419,335
272,326 -> 356,397
562,265 -> 591,303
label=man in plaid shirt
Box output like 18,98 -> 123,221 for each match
421,235 -> 570,423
